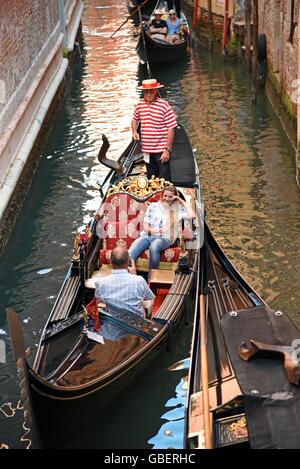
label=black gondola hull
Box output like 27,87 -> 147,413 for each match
27,310 -> 186,448
137,30 -> 188,64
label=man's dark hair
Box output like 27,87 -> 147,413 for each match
111,247 -> 129,268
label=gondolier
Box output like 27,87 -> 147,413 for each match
132,78 -> 177,181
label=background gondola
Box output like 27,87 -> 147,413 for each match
136,1 -> 190,65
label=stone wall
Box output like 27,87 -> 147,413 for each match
0,0 -> 60,133
0,0 -> 83,256
258,0 -> 298,122
183,0 -> 234,43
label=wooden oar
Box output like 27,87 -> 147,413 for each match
137,6 -> 152,78
111,0 -> 152,39
6,308 -> 41,448
199,244 -> 213,448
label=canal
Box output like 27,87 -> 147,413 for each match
1,0 -> 300,449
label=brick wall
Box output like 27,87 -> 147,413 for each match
258,0 -> 298,113
183,0 -> 230,40
199,0 -> 234,17
199,8 -> 227,39
0,0 -> 60,131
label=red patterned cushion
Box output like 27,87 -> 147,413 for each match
136,247 -> 180,263
100,246 -> 180,267
147,192 -> 161,203
99,249 -> 112,265
101,221 -> 139,250
102,193 -> 149,225
98,190 -> 180,270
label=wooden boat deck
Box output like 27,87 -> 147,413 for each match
51,276 -> 81,322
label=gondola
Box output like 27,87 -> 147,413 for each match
127,0 -> 157,17
185,223 -> 300,449
136,1 -> 190,65
8,124 -> 204,448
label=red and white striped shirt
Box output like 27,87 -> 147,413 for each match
133,96 -> 177,153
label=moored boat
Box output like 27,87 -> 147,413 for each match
8,124 -> 204,448
185,223 -> 300,449
136,1 -> 190,65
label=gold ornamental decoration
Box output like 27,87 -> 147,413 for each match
228,417 -> 248,439
106,175 -> 172,200
72,224 -> 92,260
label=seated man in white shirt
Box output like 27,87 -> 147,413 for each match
94,247 -> 155,338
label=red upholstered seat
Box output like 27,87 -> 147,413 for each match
98,191 -> 181,272
136,248 -> 180,263
100,246 -> 181,271
102,221 -> 138,250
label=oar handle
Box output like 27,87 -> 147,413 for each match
111,0 -> 151,39
199,293 -> 213,448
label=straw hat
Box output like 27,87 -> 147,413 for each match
137,79 -> 164,90
154,9 -> 163,15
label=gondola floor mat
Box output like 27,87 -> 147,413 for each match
221,305 -> 300,448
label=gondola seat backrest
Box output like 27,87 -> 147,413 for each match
98,191 -> 182,272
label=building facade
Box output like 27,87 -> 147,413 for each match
257,0 -> 300,182
258,1 -> 298,122
0,0 -> 83,254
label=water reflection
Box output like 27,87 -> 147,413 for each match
148,361 -> 190,449
179,48 -> 300,319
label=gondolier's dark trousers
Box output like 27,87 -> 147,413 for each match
147,153 -> 171,182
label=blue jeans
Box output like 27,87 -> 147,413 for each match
129,235 -> 171,270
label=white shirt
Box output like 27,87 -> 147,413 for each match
141,201 -> 186,244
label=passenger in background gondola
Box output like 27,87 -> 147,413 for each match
167,0 -> 181,18
166,10 -> 181,43
149,9 -> 167,41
